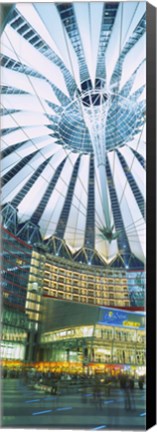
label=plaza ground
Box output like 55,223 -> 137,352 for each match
2,378 -> 146,429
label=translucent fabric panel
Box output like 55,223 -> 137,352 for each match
34,3 -> 80,89
17,3 -> 64,60
1,94 -> 56,116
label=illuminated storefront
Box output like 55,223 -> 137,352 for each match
38,299 -> 145,374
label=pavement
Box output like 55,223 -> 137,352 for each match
1,379 -> 146,430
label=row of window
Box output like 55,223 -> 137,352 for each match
43,280 -> 128,292
41,328 -> 145,345
2,309 -> 29,329
44,347 -> 145,366
2,325 -> 27,342
45,264 -> 127,279
44,290 -> 130,306
44,274 -> 128,286
94,349 -> 145,365
0,342 -> 25,360
43,286 -> 129,299
44,270 -> 144,287
95,328 -> 145,343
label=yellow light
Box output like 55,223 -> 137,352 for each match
123,321 -> 140,327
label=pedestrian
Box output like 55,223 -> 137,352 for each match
124,376 -> 131,410
129,376 -> 136,410
93,374 -> 103,409
138,376 -> 144,389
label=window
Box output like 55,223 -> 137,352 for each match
18,23 -> 29,35
43,280 -> 49,287
24,30 -> 35,40
82,297 -> 86,302
58,284 -> 64,290
65,294 -> 72,300
88,298 -> 94,304
58,277 -> 64,283
110,300 -> 115,306
73,288 -> 79,294
88,290 -> 94,296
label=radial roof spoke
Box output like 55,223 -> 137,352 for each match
57,3 -> 90,85
96,2 -> 119,82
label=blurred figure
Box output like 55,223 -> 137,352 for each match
138,375 -> 144,390
81,374 -> 88,404
124,375 -> 131,411
119,373 -> 126,389
106,375 -> 112,396
93,374 -> 103,409
51,374 -> 58,395
129,376 -> 136,410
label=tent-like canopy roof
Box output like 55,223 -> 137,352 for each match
1,2 -> 146,268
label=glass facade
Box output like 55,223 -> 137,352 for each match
2,226 -> 32,309
1,227 -> 31,361
1,228 -> 44,363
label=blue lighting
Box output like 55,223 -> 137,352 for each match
32,410 -> 52,416
56,407 -> 72,411
25,399 -> 40,403
104,400 -> 114,404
